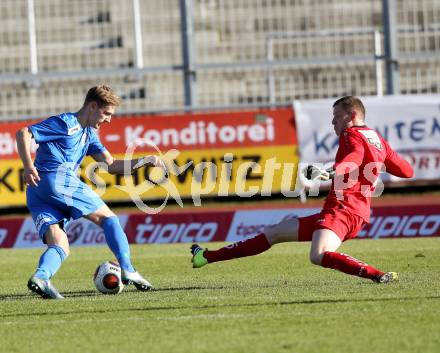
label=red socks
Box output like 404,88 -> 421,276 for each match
321,251 -> 383,280
202,236 -> 384,282
204,233 -> 271,263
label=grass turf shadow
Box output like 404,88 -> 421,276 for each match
1,294 -> 439,319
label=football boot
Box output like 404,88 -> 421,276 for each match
190,244 -> 208,268
374,272 -> 398,283
121,270 -> 153,291
28,275 -> 64,299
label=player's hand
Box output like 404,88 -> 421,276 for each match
133,155 -> 168,176
24,166 -> 40,187
302,165 -> 335,181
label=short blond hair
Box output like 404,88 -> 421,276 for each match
84,85 -> 121,107
333,96 -> 365,118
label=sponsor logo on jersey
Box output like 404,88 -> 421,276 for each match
68,124 -> 81,135
358,130 -> 383,150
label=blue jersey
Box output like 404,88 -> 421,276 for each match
29,112 -> 106,172
27,112 -> 106,238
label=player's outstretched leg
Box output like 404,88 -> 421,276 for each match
190,233 -> 271,268
190,216 -> 299,268
101,216 -> 153,291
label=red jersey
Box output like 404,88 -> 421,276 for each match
322,126 -> 413,222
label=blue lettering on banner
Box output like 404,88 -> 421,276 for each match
312,113 -> 440,157
375,116 -> 440,143
410,120 -> 425,142
432,116 -> 440,135
314,132 -> 338,155
395,122 -> 405,139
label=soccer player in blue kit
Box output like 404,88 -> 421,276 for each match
16,85 -> 166,299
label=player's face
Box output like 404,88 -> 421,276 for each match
90,104 -> 116,129
332,105 -> 352,136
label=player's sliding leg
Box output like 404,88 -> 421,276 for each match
28,224 -> 68,299
87,206 -> 153,291
191,234 -> 270,268
310,229 -> 397,283
191,215 -> 299,268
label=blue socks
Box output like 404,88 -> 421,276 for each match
34,217 -> 134,280
101,216 -> 135,272
35,245 -> 67,280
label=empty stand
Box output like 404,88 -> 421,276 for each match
0,0 -> 439,120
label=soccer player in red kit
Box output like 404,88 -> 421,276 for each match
191,96 -> 414,283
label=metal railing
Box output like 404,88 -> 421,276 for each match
265,29 -> 386,104
0,0 -> 439,120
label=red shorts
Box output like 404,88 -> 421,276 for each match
298,209 -> 366,242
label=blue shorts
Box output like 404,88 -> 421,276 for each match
27,171 -> 105,240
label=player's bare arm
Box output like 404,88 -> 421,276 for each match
91,149 -> 167,175
16,127 -> 40,187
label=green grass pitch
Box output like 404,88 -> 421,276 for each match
1,238 -> 439,353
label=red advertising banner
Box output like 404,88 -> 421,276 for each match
0,108 -> 296,159
1,203 -> 439,248
0,107 -> 298,207
0,218 -> 25,248
358,205 -> 440,239
0,121 -> 36,160
99,108 -> 296,153
125,211 -> 235,244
